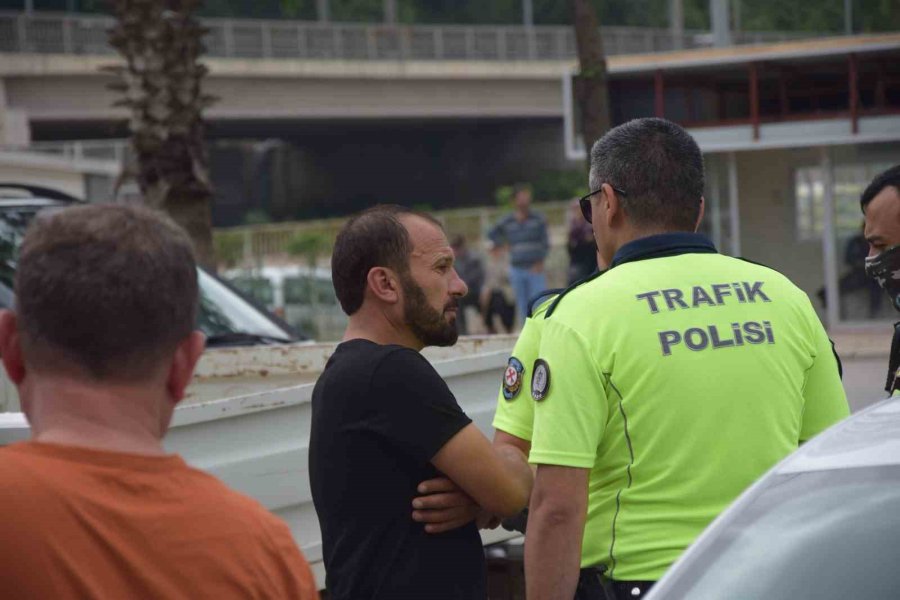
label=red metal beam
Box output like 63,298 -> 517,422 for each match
654,69 -> 665,118
849,53 -> 859,134
749,62 -> 760,140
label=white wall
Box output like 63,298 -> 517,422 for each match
0,162 -> 86,199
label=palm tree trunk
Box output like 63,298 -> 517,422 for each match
571,0 -> 611,167
107,0 -> 217,270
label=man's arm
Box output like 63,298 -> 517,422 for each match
412,310 -> 548,534
494,429 -> 531,456
413,410 -> 538,533
800,309 -> 850,442
487,218 -> 507,247
430,423 -> 532,518
525,465 -> 590,600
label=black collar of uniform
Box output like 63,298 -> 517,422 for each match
611,232 -> 717,268
545,232 -> 716,319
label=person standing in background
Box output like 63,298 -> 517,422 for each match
450,234 -> 485,335
567,199 -> 597,284
488,184 -> 550,324
481,242 -> 516,334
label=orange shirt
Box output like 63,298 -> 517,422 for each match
0,441 -> 318,600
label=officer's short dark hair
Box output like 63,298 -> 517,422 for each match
589,117 -> 704,232
332,205 -> 443,316
16,204 -> 198,382
860,164 -> 900,213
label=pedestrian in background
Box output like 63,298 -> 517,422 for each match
524,118 -> 849,600
567,198 -> 597,284
450,234 -> 485,335
488,184 -> 550,324
0,204 -> 317,599
480,241 -> 516,334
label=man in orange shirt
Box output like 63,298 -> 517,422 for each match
0,204 -> 317,599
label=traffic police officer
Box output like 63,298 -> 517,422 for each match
860,164 -> 900,395
524,118 -> 849,600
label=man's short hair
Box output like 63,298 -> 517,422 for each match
589,117 -> 704,231
860,164 -> 900,212
331,205 -> 442,316
16,204 -> 198,382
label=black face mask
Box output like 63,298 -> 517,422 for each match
865,245 -> 900,312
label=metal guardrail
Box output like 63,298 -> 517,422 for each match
24,139 -> 128,163
0,11 -> 818,61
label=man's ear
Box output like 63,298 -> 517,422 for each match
695,196 -> 706,232
166,331 -> 206,405
602,183 -> 622,228
366,266 -> 401,304
0,310 -> 26,385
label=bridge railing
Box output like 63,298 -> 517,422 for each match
0,11 -> 817,61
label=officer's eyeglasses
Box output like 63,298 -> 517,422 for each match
579,184 -> 628,224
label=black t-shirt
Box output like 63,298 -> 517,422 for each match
309,339 -> 486,600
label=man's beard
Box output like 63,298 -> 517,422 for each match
400,273 -> 459,347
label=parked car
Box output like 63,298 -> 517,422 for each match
224,265 -> 347,342
0,183 -> 302,348
645,396 -> 900,600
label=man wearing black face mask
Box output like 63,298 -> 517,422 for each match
861,164 -> 900,395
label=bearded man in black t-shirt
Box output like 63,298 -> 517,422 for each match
309,205 -> 533,600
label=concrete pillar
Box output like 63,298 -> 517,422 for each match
316,0 -> 330,23
727,152 -> 741,256
710,0 -> 732,48
669,0 -> 684,50
707,156 -> 723,249
523,0 -> 534,27
820,147 -> 840,327
384,0 -> 397,24
844,0 -> 853,35
0,78 -> 31,147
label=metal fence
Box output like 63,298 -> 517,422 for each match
24,139 -> 129,163
0,11 -> 818,61
215,200 -> 572,271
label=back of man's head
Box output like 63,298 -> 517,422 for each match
16,204 -> 198,382
589,117 -> 704,232
331,204 -> 441,316
860,164 -> 900,213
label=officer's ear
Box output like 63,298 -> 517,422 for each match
367,266 -> 401,305
694,197 -> 706,232
602,183 -> 622,227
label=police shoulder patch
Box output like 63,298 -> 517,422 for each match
502,357 -> 526,401
531,359 -> 550,401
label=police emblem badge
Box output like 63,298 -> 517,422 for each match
502,357 -> 525,400
531,359 -> 550,401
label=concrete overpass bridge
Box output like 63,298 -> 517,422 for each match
0,11 -> 816,144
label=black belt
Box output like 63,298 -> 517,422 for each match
576,567 -> 655,600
